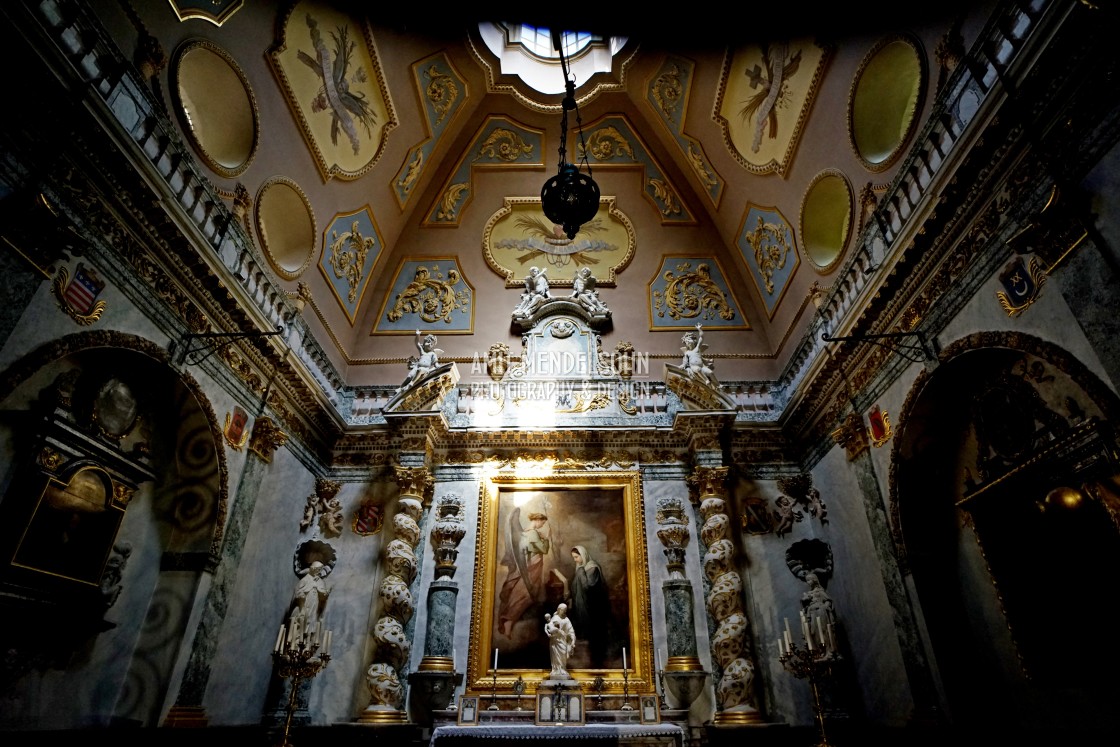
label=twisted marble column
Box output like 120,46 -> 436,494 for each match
408,493 -> 466,723
692,466 -> 763,725
655,495 -> 709,709
358,466 -> 432,723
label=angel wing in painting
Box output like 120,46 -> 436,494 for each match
496,506 -> 551,636
299,13 -> 377,156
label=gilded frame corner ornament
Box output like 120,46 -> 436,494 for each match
467,471 -> 653,697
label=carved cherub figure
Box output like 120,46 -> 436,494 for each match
398,330 -> 442,391
680,323 -> 716,385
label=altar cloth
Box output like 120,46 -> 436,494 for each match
431,723 -> 684,745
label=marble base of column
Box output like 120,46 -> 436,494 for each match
663,666 -> 708,710
408,669 -> 463,726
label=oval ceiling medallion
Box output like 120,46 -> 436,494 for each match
172,39 -> 259,178
848,35 -> 926,172
256,177 -> 316,280
800,170 -> 853,273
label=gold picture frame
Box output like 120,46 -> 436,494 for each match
467,472 -> 653,697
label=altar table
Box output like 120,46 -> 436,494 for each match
430,723 -> 684,747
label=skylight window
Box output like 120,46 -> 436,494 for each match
478,22 -> 625,95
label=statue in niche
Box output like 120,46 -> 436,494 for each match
513,266 -> 551,316
290,559 -> 332,633
544,603 -> 576,681
680,322 -> 716,385
800,572 -> 836,625
569,267 -> 609,315
399,330 -> 442,392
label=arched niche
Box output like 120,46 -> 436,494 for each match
171,39 -> 259,178
0,331 -> 228,727
800,170 -> 853,272
847,35 -> 926,172
889,332 -> 1120,731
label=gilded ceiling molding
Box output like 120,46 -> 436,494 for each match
646,55 -> 724,208
167,0 -> 244,26
393,52 -> 468,209
799,169 -> 854,274
714,39 -> 833,176
574,115 -> 696,224
846,34 -> 927,173
318,205 -> 386,324
423,116 -> 544,227
736,204 -> 800,320
267,1 -> 398,181
463,28 -> 638,115
482,197 -> 635,287
648,256 -> 749,331
371,258 -> 474,335
169,39 -> 260,179
255,176 -> 316,281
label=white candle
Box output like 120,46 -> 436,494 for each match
324,630 -> 331,655
816,616 -> 825,648
655,649 -> 660,673
784,617 -> 792,638
622,647 -> 627,671
827,622 -> 837,652
777,637 -> 784,657
274,625 -> 285,653
493,648 -> 499,670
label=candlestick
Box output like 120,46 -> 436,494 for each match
272,621 -> 330,747
778,619 -> 840,747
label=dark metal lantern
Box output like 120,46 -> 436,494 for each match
540,31 -> 599,240
542,163 -> 600,240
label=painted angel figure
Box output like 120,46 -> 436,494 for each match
570,267 -> 609,314
398,330 -> 442,392
680,323 -> 716,385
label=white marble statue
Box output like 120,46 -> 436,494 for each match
514,266 -> 551,316
398,329 -> 442,391
544,603 -> 576,680
569,267 -> 609,314
680,322 -> 716,385
290,560 -> 331,632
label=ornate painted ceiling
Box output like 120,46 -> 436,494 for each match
126,0 -> 979,388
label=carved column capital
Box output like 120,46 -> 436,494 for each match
686,465 -> 729,505
392,465 -> 433,501
248,417 -> 288,463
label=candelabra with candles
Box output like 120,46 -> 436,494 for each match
777,611 -> 840,747
272,617 -> 332,747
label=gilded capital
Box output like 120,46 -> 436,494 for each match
687,465 -> 729,504
248,416 -> 288,463
393,466 -> 433,502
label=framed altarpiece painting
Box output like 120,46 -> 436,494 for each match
467,472 -> 655,698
